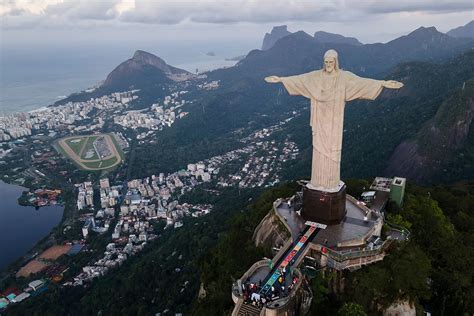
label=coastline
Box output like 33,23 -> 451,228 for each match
0,58 -> 236,116
27,106 -> 49,114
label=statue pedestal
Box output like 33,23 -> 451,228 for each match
302,183 -> 347,225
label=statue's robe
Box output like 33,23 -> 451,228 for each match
281,70 -> 384,191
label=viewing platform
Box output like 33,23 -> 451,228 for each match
232,181 -> 408,315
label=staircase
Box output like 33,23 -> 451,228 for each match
237,303 -> 262,316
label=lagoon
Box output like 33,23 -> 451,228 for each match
0,180 -> 64,271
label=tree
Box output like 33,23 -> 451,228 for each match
347,242 -> 431,310
337,303 -> 367,316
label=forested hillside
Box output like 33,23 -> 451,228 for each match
193,181 -> 474,315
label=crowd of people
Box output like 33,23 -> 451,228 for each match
241,268 -> 300,308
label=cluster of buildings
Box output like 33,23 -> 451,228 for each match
67,237 -> 150,286
186,163 -> 213,182
76,181 -> 94,211
197,80 -> 220,90
70,173 -> 214,286
21,188 -> 62,207
81,179 -> 122,238
99,178 -> 120,208
113,91 -> 190,140
189,118 -> 301,188
121,171 -> 213,228
0,279 -> 47,310
224,137 -> 298,188
0,127 -> 31,141
77,233 -> 145,283
0,90 -> 138,141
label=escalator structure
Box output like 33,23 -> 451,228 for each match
259,225 -> 320,296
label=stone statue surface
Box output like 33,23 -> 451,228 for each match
265,49 -> 403,191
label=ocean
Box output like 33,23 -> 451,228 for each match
0,44 -> 241,114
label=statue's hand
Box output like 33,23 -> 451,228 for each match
383,80 -> 404,89
265,76 -> 281,83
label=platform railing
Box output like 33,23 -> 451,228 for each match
324,238 -> 393,262
384,221 -> 411,240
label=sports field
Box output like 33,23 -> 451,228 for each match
16,260 -> 49,278
39,245 -> 72,260
57,134 -> 124,171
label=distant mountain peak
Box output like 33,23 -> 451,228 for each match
128,50 -> 186,75
314,31 -> 363,46
386,25 -> 449,48
409,26 -> 441,37
290,30 -> 313,39
447,20 -> 474,38
261,25 -> 292,50
102,50 -> 192,89
272,25 -> 288,33
133,50 -> 158,60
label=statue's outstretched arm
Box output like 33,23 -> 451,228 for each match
382,80 -> 404,89
264,76 -> 281,83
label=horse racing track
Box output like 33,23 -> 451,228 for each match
56,133 -> 124,171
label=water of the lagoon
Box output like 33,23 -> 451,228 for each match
0,180 -> 64,271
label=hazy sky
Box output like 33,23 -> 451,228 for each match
1,0 -> 473,51
0,0 -> 472,113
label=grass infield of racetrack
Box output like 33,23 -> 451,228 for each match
64,137 -> 86,156
82,156 -> 118,169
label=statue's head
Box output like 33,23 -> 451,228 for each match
323,49 -> 339,73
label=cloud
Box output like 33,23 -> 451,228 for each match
119,0 -> 343,24
0,0 -> 63,16
1,0 -> 127,29
1,0 -> 473,28
360,0 -> 474,14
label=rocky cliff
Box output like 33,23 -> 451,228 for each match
387,78 -> 474,183
253,210 -> 290,248
261,25 -> 292,50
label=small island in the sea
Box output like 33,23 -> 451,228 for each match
206,51 -> 216,56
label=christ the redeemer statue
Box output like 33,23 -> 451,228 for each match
265,49 -> 403,192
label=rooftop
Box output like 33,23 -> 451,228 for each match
370,191 -> 390,213
370,177 -> 393,192
275,201 -> 305,241
275,194 -> 381,249
311,198 -> 379,249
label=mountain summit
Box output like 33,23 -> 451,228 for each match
102,50 -> 192,90
314,31 -> 362,46
261,25 -> 292,50
130,50 -> 188,76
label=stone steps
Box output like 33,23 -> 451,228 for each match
237,302 -> 262,316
